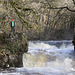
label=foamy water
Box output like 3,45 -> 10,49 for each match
0,40 -> 75,75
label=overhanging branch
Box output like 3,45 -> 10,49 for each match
46,0 -> 75,12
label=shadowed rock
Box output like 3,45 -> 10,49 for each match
72,35 -> 75,52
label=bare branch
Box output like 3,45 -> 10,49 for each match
46,0 -> 75,12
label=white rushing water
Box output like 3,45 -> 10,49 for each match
0,40 -> 75,75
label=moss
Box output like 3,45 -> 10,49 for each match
22,34 -> 27,42
0,49 -> 5,53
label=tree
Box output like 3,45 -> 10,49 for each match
43,0 -> 75,39
0,0 -> 36,32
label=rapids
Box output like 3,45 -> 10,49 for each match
0,40 -> 75,75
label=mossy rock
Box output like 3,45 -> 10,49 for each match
0,49 -> 23,68
0,32 -> 28,68
0,32 -> 28,54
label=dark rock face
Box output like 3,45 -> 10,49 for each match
72,35 -> 75,52
0,32 -> 28,68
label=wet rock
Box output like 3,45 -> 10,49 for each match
72,35 -> 75,52
9,54 -> 23,67
0,50 -> 9,68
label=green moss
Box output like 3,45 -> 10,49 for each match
0,49 -> 5,52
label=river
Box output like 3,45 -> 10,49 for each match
0,40 -> 75,75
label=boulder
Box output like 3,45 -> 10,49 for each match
0,32 -> 28,68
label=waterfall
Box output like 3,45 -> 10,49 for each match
0,40 -> 75,75
23,41 -> 74,72
23,53 -> 47,67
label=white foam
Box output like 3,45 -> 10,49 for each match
29,42 -> 58,49
22,41 -> 75,75
28,41 -> 74,54
0,73 -> 21,75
